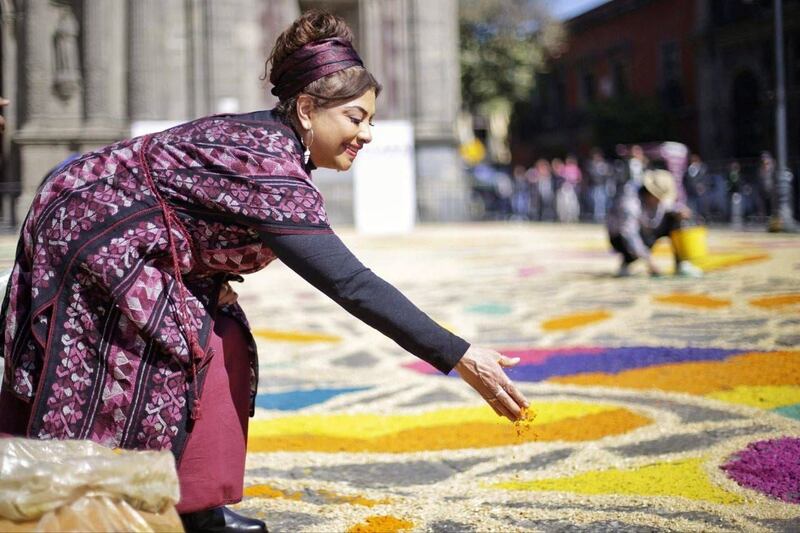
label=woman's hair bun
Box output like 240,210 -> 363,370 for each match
268,10 -> 353,85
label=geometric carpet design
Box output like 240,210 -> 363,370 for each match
5,223 -> 795,531
229,223 -> 799,532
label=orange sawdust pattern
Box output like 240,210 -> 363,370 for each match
244,484 -> 303,501
347,515 -> 414,533
653,293 -> 731,309
549,351 -> 800,394
245,484 -> 391,507
317,490 -> 391,508
749,293 -> 800,310
247,409 -> 650,453
541,310 -> 612,331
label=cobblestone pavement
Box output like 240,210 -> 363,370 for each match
226,223 -> 800,532
5,223 -> 800,531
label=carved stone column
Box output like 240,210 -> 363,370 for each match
261,0 -> 301,109
15,0 -> 83,218
83,0 -> 126,127
18,0 -> 49,128
360,0 -> 412,120
128,0 -> 158,119
410,0 -> 467,221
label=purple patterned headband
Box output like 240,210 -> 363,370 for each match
270,37 -> 364,100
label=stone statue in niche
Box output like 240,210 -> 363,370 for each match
52,7 -> 82,101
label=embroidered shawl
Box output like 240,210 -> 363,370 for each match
0,111 -> 331,458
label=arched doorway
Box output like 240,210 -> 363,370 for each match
731,70 -> 767,158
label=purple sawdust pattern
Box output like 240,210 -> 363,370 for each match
721,437 -> 800,504
404,346 -> 743,382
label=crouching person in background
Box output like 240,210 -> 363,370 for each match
607,170 -> 703,278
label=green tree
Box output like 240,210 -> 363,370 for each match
460,0 -> 563,163
460,0 -> 563,115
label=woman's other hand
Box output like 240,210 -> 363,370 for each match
454,345 -> 529,421
218,282 -> 238,306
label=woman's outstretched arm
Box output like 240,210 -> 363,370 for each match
260,231 -> 528,420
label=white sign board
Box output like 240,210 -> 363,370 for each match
353,120 -> 416,235
130,120 -> 185,139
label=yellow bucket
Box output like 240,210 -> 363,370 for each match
670,226 -> 708,261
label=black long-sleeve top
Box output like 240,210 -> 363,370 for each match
259,232 -> 469,375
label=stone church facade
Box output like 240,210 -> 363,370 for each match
0,0 -> 465,228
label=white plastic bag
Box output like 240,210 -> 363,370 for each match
0,438 -> 182,532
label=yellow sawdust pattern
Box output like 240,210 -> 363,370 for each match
549,351 -> 800,395
693,252 -> 769,271
653,293 -> 731,309
347,515 -> 414,533
493,457 -> 743,505
541,310 -> 612,331
250,403 -> 613,439
251,328 -> 341,343
244,484 -> 390,507
247,409 -> 650,453
749,293 -> 800,310
706,385 -> 800,409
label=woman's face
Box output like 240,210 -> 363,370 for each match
300,90 -> 376,171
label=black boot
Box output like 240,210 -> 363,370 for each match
180,506 -> 268,533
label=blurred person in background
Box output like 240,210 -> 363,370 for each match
728,161 -> 744,225
556,155 -> 581,222
627,144 -> 649,187
0,10 -> 529,532
684,153 -> 708,222
606,169 -> 702,278
586,148 -> 612,222
756,151 -> 775,220
531,158 -> 555,221
511,165 -> 532,220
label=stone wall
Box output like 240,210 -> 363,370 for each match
0,0 -> 466,226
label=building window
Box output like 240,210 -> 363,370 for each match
660,41 -> 683,108
581,70 -> 596,105
612,60 -> 628,96
660,41 -> 681,85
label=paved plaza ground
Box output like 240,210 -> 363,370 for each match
221,223 -> 799,532
1,223 -> 798,531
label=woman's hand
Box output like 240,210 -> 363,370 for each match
454,345 -> 529,421
218,282 -> 238,306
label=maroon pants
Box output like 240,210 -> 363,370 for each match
176,315 -> 251,513
0,315 -> 251,515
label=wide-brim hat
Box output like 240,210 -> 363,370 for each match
642,169 -> 677,204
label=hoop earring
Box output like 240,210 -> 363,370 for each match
303,129 -> 314,165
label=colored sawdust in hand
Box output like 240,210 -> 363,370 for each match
347,515 -> 414,533
514,406 -> 537,438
